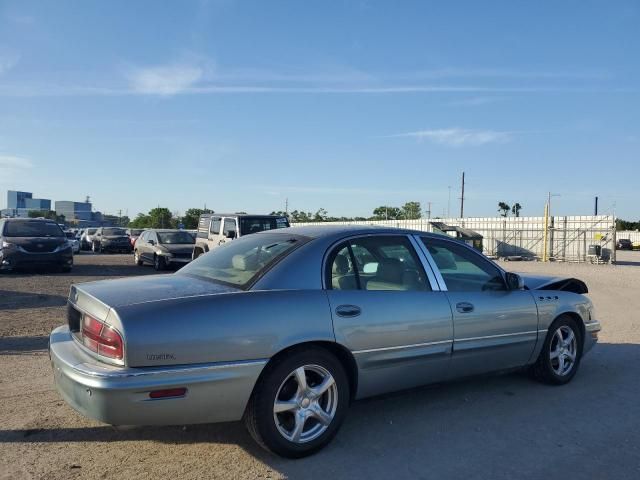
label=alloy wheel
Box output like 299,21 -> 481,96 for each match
273,365 -> 338,444
549,325 -> 578,376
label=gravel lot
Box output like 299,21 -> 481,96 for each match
1,251 -> 639,480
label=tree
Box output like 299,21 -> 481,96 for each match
28,210 -> 65,223
401,201 -> 422,220
511,203 -> 522,217
148,207 -> 175,229
128,213 -> 151,228
498,202 -> 511,217
372,206 -> 402,220
182,208 -> 213,229
102,214 -> 130,227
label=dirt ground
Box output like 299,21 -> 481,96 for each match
1,251 -> 639,480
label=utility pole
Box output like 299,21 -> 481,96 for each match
285,198 -> 289,216
117,209 -> 122,227
460,172 -> 465,218
594,196 -> 598,215
426,201 -> 432,219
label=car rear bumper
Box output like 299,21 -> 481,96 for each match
49,325 -> 266,426
0,249 -> 73,270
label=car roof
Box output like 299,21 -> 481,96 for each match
146,229 -> 189,232
201,213 -> 287,218
258,224 -> 446,241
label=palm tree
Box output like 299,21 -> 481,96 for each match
498,201 -> 511,217
512,203 -> 522,217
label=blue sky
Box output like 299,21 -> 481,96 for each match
0,0 -> 638,219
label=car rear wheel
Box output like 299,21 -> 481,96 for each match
134,251 -> 143,266
532,315 -> 582,385
244,346 -> 349,458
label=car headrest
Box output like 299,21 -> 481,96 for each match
232,254 -> 255,271
376,258 -> 403,283
332,255 -> 349,275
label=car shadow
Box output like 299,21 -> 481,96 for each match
0,291 -> 67,310
0,343 -> 637,479
0,335 -> 49,354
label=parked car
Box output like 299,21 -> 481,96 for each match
192,213 -> 289,259
134,229 -> 195,270
616,238 -> 633,250
49,226 -> 600,457
80,228 -> 98,250
91,227 -> 132,253
126,228 -> 144,248
1,218 -> 73,272
65,231 -> 81,254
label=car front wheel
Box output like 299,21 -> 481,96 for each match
134,251 -> 143,266
154,255 -> 166,271
532,315 -> 582,385
244,346 -> 350,458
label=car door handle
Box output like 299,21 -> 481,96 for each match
335,305 -> 362,318
456,302 -> 475,313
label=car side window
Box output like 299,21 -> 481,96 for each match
421,237 -> 506,292
223,218 -> 236,236
327,236 -> 430,291
210,217 -> 221,234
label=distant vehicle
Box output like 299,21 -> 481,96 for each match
134,229 -> 195,270
126,228 -> 144,248
80,228 -> 98,250
50,226 -> 600,457
65,231 -> 80,254
0,218 -> 73,272
616,238 -> 633,250
193,213 -> 289,259
92,227 -> 132,254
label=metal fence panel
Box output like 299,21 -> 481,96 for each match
293,215 -> 616,263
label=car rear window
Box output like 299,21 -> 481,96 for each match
103,228 -> 127,236
178,233 -> 304,288
3,221 -> 64,237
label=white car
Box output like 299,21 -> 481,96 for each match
65,231 -> 80,254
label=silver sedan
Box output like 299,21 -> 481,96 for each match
49,226 -> 601,457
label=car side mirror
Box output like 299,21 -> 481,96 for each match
148,240 -> 155,246
506,272 -> 524,290
226,230 -> 236,239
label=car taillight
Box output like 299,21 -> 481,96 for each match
81,315 -> 124,360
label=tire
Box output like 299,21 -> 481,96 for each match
154,255 -> 166,271
92,242 -> 101,253
532,315 -> 583,385
134,250 -> 143,266
244,346 -> 350,458
192,248 -> 203,260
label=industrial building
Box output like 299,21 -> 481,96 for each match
1,190 -> 52,218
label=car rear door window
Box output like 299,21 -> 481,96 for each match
421,237 -> 506,292
328,236 -> 430,291
223,218 -> 236,237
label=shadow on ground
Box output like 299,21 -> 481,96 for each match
0,291 -> 67,310
0,335 -> 49,354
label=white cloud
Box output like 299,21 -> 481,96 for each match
389,128 -> 512,147
126,64 -> 204,95
0,154 -> 33,170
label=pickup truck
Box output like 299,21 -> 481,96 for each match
192,213 -> 290,259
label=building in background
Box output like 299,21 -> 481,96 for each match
55,200 -> 93,222
1,190 -> 52,217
